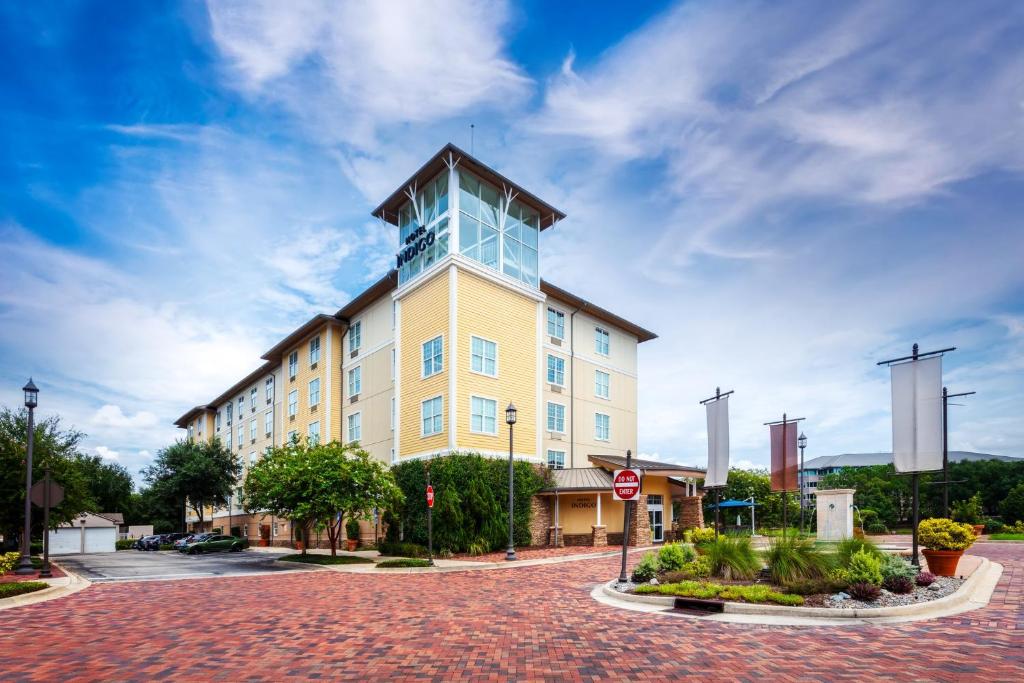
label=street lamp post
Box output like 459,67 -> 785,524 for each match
15,379 -> 39,575
505,402 -> 517,561
798,432 -> 807,536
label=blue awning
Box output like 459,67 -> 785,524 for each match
707,499 -> 758,509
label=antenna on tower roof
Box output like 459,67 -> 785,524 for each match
470,123 -> 475,155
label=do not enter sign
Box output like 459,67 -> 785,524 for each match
426,485 -> 434,508
612,469 -> 641,501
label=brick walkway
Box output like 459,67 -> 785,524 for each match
0,542 -> 1020,681
453,544 -> 642,563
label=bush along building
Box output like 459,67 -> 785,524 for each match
174,143 -> 705,549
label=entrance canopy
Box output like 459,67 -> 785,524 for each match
707,499 -> 759,509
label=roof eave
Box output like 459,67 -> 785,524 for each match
541,280 -> 657,343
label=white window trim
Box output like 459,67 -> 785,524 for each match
595,412 -> 611,442
264,410 -> 273,436
468,394 -> 500,436
469,335 -> 499,378
595,327 -> 610,357
349,320 -> 362,353
308,421 -> 321,444
348,365 -> 362,397
287,389 -> 298,417
309,335 -> 321,367
546,353 -> 566,387
288,351 -> 298,379
546,400 -> 567,434
308,377 -> 321,408
546,449 -> 566,469
421,334 -> 444,379
546,306 -> 566,340
421,395 -> 444,437
595,369 -> 611,400
347,411 -> 362,443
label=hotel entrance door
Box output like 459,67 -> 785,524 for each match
647,495 -> 664,542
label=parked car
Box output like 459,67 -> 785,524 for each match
137,535 -> 162,551
185,534 -> 248,554
174,533 -> 213,552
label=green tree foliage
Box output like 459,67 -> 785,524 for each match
387,452 -> 549,553
127,486 -> 182,533
73,453 -> 134,515
999,482 -> 1024,525
0,408 -> 93,546
703,468 -> 800,530
143,438 -> 241,529
951,492 -> 984,525
244,440 -> 401,555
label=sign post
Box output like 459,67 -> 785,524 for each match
31,473 -> 63,579
614,451 -> 640,584
426,471 -> 434,567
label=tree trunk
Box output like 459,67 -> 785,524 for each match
326,516 -> 341,557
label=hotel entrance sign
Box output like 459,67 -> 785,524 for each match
612,469 -> 641,501
426,485 -> 434,509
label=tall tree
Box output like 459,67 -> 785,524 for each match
142,439 -> 241,530
244,440 -> 402,555
73,453 -> 134,514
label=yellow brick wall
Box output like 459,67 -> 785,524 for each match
398,268 -> 450,457
455,269 -> 537,456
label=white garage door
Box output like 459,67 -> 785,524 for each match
85,527 -> 116,553
49,528 -> 82,555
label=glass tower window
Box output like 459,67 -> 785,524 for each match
458,170 -> 539,287
398,172 -> 450,284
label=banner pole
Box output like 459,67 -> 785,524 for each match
617,450 -> 633,584
714,488 -> 720,540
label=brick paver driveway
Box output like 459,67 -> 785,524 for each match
1,541 -> 1021,681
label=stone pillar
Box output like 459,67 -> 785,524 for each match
678,494 -> 705,530
591,525 -> 607,547
627,494 -> 652,546
816,488 -> 855,541
529,495 -> 552,546
549,526 -> 564,547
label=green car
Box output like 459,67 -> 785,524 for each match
185,534 -> 247,554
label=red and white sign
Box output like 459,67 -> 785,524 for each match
426,485 -> 434,508
612,469 -> 642,501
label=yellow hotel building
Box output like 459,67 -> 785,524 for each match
175,144 -> 706,548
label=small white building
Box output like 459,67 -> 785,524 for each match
48,512 -> 118,555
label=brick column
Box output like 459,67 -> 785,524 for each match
548,526 -> 564,546
529,496 -> 552,547
627,494 -> 652,546
678,495 -> 705,529
591,525 -> 607,547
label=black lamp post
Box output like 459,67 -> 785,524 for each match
798,432 -> 807,536
15,379 -> 39,575
505,402 -> 517,561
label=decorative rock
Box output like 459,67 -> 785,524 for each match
831,592 -> 850,602
928,583 -> 942,591
649,577 -> 659,585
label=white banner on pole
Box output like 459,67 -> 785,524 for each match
705,396 -> 730,488
891,356 -> 943,473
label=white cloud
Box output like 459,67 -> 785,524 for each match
95,446 -> 119,461
92,405 -> 158,430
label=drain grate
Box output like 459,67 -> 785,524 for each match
673,597 -> 725,613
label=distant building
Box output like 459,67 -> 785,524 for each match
800,451 -> 1020,506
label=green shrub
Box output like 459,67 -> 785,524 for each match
846,549 -> 883,586
0,582 -> 48,599
631,552 -> 659,583
690,527 -> 716,545
657,543 -> 696,572
115,539 -> 136,551
865,522 -> 888,535
379,542 -> 428,558
879,553 -> 915,581
982,518 -> 1004,534
1,551 -> 21,574
702,535 -> 760,581
763,535 -> 831,584
999,483 -> 1024,525
951,493 -> 984,525
828,567 -> 851,588
438,548 -> 453,559
883,575 -> 914,594
30,541 -> 42,555
466,538 -> 490,557
918,518 -> 976,551
377,558 -> 431,568
662,556 -> 712,582
346,517 -> 361,541
279,554 -> 373,565
836,537 -> 882,567
634,580 -> 803,606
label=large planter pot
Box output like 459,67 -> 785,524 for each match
294,540 -> 304,551
921,548 -> 964,577
972,524 -> 985,537
345,539 -> 359,551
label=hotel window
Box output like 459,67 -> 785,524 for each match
287,430 -> 298,444
398,171 -> 450,284
308,421 -> 320,446
288,351 -> 298,379
349,322 -> 361,353
237,425 -> 244,448
250,387 -> 257,411
265,377 -> 274,404
547,308 -> 564,339
226,403 -> 233,425
547,354 -> 565,386
237,396 -> 245,416
595,413 -> 610,441
264,410 -> 273,436
421,396 -> 443,436
249,418 -> 257,442
225,429 -> 232,449
547,450 -> 566,470
215,411 -> 221,431
348,367 -> 361,396
309,378 -> 320,408
595,328 -> 610,356
309,336 -> 320,366
348,413 -> 361,443
595,370 -> 610,399
391,396 -> 396,431
470,396 -> 497,435
264,445 -> 273,457
471,336 -> 497,376
288,390 -> 297,417
187,425 -> 194,440
249,452 -> 256,467
546,402 -> 565,433
459,170 -> 539,287
422,335 -> 443,377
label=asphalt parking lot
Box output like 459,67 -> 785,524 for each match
55,549 -> 309,583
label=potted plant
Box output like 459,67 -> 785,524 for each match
918,518 -> 975,576
345,517 -> 361,551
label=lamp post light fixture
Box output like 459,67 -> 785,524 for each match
505,402 -> 517,562
15,378 -> 39,575
798,432 -> 807,536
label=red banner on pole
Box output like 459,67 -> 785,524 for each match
770,422 -> 799,492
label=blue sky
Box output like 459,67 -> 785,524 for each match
2,0 -> 1022,483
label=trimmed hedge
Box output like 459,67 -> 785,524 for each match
386,453 -> 550,554
378,542 -> 429,558
377,558 -> 431,568
278,554 -> 373,565
115,539 -> 136,551
0,582 -> 48,599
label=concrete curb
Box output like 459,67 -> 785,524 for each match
595,557 -> 1003,625
0,562 -> 92,611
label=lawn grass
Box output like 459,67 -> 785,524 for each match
634,580 -> 803,606
278,554 -> 374,565
377,558 -> 432,568
988,533 -> 1024,541
0,582 -> 49,599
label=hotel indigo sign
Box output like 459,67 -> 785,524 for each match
396,225 -> 436,268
